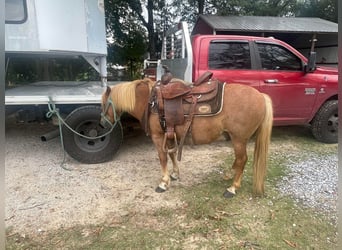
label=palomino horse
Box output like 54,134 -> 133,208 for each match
101,78 -> 273,198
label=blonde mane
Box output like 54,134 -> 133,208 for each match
109,78 -> 154,112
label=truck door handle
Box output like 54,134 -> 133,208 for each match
264,79 -> 278,84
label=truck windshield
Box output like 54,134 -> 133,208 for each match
5,0 -> 27,24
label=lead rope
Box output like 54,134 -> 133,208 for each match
46,99 -> 70,170
46,97 -> 120,170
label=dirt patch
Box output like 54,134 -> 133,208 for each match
5,119 -> 232,236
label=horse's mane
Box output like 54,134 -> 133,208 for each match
109,78 -> 154,112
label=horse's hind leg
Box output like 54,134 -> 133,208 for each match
223,138 -> 248,198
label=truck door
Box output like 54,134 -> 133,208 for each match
254,42 -> 318,125
202,39 -> 260,89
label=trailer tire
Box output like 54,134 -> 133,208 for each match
62,105 -> 123,164
311,100 -> 338,144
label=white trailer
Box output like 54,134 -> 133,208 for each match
5,0 -> 123,163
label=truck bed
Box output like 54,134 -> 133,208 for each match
5,81 -> 118,105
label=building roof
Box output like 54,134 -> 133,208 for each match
191,15 -> 338,49
192,15 -> 338,35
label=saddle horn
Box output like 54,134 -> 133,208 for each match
161,65 -> 173,85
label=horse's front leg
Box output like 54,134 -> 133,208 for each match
155,149 -> 171,193
151,134 -> 171,193
169,151 -> 180,181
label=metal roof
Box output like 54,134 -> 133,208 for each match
194,15 -> 338,34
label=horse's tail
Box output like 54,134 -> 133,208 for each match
253,94 -> 273,195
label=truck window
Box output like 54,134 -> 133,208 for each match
5,0 -> 27,24
257,43 -> 302,71
209,41 -> 251,70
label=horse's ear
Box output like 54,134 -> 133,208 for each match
105,86 -> 111,96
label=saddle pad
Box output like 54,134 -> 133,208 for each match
183,82 -> 225,116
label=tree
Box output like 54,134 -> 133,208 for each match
104,0 -> 147,78
104,0 -> 336,79
211,0 -> 298,16
105,0 -> 166,60
296,0 -> 337,22
170,0 -> 215,25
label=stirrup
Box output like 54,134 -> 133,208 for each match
162,132 -> 178,153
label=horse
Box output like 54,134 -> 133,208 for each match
101,77 -> 273,198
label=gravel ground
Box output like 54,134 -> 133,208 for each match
5,117 -> 338,236
5,118 -> 229,236
277,154 -> 338,225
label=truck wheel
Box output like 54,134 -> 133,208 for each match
311,100 -> 338,144
62,105 -> 123,164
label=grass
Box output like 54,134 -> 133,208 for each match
6,126 -> 338,249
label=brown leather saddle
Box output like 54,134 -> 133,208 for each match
152,71 -> 225,160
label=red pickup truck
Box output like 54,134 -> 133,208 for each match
149,22 -> 338,143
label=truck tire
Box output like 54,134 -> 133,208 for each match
62,105 -> 123,164
311,100 -> 338,144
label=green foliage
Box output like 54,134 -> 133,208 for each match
5,57 -> 99,85
105,0 -> 149,78
106,21 -> 147,77
169,0 -> 216,24
211,0 -> 299,16
296,0 -> 337,22
8,1 -> 336,82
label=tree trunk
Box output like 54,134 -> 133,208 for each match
147,0 -> 156,59
198,0 -> 204,14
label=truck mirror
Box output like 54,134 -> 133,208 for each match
305,51 -> 317,73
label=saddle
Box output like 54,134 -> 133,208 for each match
153,71 -> 224,161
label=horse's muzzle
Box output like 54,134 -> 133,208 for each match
100,113 -> 111,129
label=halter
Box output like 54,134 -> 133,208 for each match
101,96 -> 120,126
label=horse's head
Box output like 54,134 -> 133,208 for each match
100,78 -> 156,127
100,86 -> 115,128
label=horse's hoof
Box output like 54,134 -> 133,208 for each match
170,174 -> 178,181
170,176 -> 177,181
223,190 -> 235,198
155,186 -> 167,193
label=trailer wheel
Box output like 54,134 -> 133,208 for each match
311,100 -> 338,144
62,105 -> 123,164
